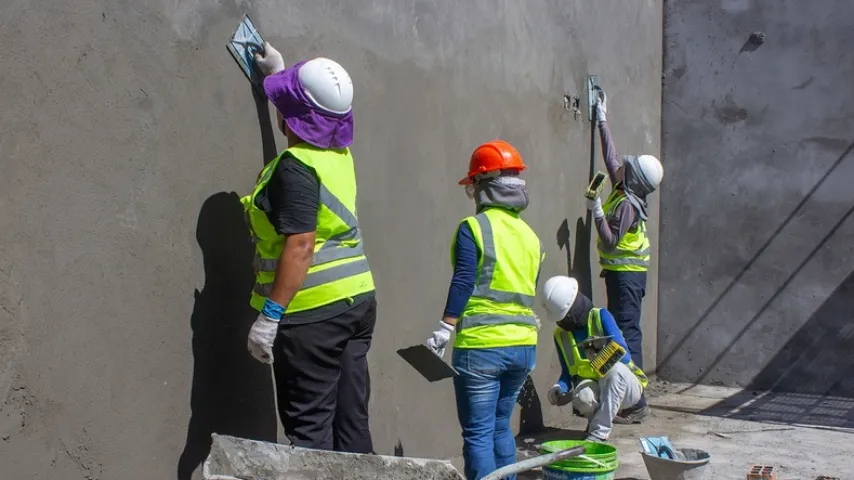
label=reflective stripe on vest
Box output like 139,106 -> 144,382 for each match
457,210 -> 543,330
555,310 -> 603,380
251,183 -> 366,277
243,144 -> 374,313
598,189 -> 650,270
471,214 -> 537,308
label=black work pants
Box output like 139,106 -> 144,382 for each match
272,297 -> 376,453
604,270 -> 647,409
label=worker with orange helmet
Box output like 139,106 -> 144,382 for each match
424,140 -> 545,480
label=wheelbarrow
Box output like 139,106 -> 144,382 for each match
203,434 -> 586,480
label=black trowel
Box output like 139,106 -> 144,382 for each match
397,344 -> 459,382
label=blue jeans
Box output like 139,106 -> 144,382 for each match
452,346 -> 536,480
604,270 -> 647,409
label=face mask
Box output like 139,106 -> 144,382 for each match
464,184 -> 476,199
556,293 -> 594,331
557,314 -> 587,331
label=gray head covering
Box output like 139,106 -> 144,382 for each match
473,172 -> 529,213
620,155 -> 656,221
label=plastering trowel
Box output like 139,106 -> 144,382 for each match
226,14 -> 266,94
397,344 -> 458,382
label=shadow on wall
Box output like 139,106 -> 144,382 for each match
657,142 -> 854,383
515,211 -> 594,435
696,270 -> 854,430
177,87 -> 281,479
176,192 -> 278,480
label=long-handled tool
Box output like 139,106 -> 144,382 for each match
481,445 -> 586,480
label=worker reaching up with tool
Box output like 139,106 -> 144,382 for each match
541,275 -> 649,443
586,87 -> 663,423
244,43 -> 377,454
424,140 -> 544,480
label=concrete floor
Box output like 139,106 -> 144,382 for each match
511,382 -> 853,480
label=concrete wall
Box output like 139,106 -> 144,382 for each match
0,1 -> 662,478
658,0 -> 854,395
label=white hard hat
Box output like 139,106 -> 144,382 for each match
298,57 -> 354,114
636,155 -> 664,190
541,276 -> 579,320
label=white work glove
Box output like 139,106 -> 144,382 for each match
253,42 -> 285,76
595,88 -> 607,123
247,314 -> 279,364
547,384 -> 573,406
425,321 -> 455,358
587,196 -> 605,219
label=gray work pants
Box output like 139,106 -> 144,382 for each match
571,363 -> 643,440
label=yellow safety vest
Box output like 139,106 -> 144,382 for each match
241,143 -> 375,313
452,207 -> 544,349
553,308 -> 648,388
597,189 -> 650,272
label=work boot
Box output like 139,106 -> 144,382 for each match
613,405 -> 650,424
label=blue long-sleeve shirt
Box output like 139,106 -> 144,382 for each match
554,308 -> 634,393
443,220 -> 541,317
444,222 -> 478,317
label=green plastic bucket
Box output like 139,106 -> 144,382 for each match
539,440 -> 618,480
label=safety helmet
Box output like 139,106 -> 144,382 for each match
635,154 -> 664,190
541,275 -> 579,320
298,57 -> 354,114
459,140 -> 526,185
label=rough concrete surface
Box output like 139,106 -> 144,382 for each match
203,434 -> 464,480
0,1 -> 662,479
658,0 -> 854,392
516,382 -> 853,479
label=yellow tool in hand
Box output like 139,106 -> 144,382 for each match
580,335 -> 627,376
585,171 -> 608,200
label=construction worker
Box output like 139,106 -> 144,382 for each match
541,275 -> 648,442
424,140 -> 544,480
244,43 -> 377,454
587,88 -> 663,423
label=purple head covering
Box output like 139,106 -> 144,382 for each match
263,60 -> 354,149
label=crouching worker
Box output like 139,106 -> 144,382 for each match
540,275 -> 648,443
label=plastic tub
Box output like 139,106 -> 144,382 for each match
539,440 -> 618,480
640,448 -> 711,480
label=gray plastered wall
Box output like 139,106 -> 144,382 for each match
0,0 -> 662,478
658,0 -> 854,394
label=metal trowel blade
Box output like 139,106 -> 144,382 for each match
397,344 -> 459,382
226,14 -> 266,92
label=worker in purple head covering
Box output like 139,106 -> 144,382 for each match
243,42 -> 377,454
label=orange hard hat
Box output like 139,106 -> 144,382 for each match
459,140 -> 526,185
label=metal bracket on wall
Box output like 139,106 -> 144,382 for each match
586,75 -> 600,121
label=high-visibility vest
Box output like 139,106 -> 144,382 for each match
597,189 -> 650,272
553,308 -> 648,388
241,143 -> 375,313
452,207 -> 544,349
